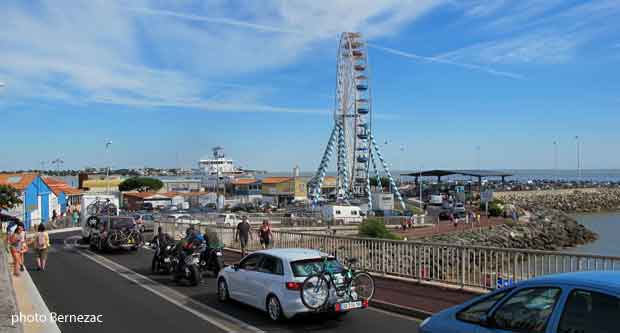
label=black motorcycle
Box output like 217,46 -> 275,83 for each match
151,238 -> 176,274
173,241 -> 206,286
200,244 -> 225,276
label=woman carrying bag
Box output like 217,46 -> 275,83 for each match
35,224 -> 51,271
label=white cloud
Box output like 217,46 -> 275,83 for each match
439,32 -> 582,65
462,0 -> 508,17
369,44 -> 524,79
445,0 -> 620,65
0,0 -> 443,114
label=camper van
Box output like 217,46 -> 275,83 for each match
81,194 -> 120,241
321,205 -> 363,224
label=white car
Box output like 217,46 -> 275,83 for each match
215,213 -> 239,227
216,248 -> 369,321
165,214 -> 200,225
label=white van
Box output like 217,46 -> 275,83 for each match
216,213 -> 240,227
81,194 -> 119,241
429,195 -> 443,206
321,205 -> 363,224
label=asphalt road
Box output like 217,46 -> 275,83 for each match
25,231 -> 420,333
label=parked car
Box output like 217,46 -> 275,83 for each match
165,214 -> 201,225
453,202 -> 466,214
133,213 -> 156,233
216,248 -> 368,321
419,271 -> 620,333
216,213 -> 240,227
88,216 -> 142,252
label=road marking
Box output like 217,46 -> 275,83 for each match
64,237 -> 264,333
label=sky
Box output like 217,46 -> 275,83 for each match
1,0 -> 619,172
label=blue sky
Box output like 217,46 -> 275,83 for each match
1,0 -> 619,172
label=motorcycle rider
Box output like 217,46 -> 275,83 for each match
151,227 -> 175,272
175,226 -> 205,273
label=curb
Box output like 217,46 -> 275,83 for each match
11,266 -> 62,333
25,228 -> 81,240
0,239 -> 22,333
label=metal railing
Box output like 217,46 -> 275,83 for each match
155,221 -> 620,290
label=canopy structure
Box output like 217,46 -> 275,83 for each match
401,169 -> 513,185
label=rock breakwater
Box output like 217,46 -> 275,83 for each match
420,209 -> 598,251
498,188 -> 620,213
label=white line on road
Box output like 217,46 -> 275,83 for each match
64,237 -> 264,333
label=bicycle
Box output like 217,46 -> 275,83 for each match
300,250 -> 375,310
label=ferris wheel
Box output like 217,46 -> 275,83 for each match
312,32 -> 405,211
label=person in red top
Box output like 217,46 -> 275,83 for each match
258,220 -> 273,249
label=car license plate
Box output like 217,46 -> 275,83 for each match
164,258 -> 170,263
216,252 -> 222,256
336,301 -> 362,312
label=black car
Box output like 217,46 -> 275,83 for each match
88,216 -> 142,252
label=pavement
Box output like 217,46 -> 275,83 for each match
0,237 -> 21,333
21,230 -> 432,333
394,216 -> 517,239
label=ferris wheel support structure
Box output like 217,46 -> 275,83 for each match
311,32 -> 406,211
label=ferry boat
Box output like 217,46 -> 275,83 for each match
198,147 -> 245,176
197,147 -> 255,192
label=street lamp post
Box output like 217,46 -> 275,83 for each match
575,136 -> 581,180
399,144 -> 405,187
419,165 -> 424,211
553,141 -> 558,176
105,140 -> 112,194
51,158 -> 64,174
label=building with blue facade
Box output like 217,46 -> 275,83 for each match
0,173 -> 80,229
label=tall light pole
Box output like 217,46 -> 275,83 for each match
575,136 -> 581,180
419,164 -> 424,210
399,144 -> 405,186
105,140 -> 112,194
553,141 -> 558,174
51,158 -> 64,174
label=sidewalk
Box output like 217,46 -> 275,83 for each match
222,249 -> 480,318
2,234 -> 63,333
1,238 -> 21,333
394,216 -> 517,239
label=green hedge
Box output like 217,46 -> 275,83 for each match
358,218 -> 400,240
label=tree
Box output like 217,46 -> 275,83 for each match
118,177 -> 164,192
358,218 -> 400,240
0,185 -> 22,211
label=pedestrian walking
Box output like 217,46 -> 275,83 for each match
52,209 -> 58,222
258,220 -> 272,249
8,224 -> 27,276
35,224 -> 50,271
235,216 -> 252,256
449,213 -> 456,228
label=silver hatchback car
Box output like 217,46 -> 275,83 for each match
216,248 -> 369,321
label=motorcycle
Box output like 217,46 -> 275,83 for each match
151,239 -> 176,274
173,241 -> 206,286
200,244 -> 225,276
